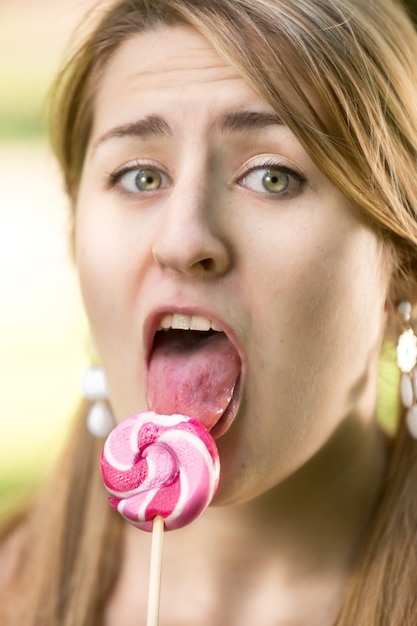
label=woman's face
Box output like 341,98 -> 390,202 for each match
76,26 -> 391,505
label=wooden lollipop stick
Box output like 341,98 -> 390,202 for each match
146,515 -> 165,626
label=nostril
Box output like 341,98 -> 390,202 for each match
200,258 -> 214,271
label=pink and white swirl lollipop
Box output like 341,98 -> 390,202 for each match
100,411 -> 220,531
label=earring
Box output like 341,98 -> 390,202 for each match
81,365 -> 115,438
396,301 -> 417,439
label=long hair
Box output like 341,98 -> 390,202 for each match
3,0 -> 417,623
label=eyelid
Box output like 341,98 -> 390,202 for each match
235,155 -> 305,180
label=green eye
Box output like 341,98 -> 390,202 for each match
113,167 -> 165,193
262,169 -> 289,193
240,164 -> 305,197
133,169 -> 162,191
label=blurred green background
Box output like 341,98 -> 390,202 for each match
0,0 -> 412,516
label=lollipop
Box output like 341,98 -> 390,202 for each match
100,411 -> 220,531
101,411 -> 220,626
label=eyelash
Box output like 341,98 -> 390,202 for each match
106,158 -> 306,198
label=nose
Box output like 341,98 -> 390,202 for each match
152,183 -> 231,277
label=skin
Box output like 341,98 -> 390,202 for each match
76,26 -> 391,625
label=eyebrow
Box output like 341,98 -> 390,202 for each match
93,114 -> 171,151
219,110 -> 283,132
93,109 -> 283,152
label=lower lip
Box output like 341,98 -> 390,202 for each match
209,375 -> 241,439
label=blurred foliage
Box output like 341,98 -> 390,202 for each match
377,341 -> 400,435
0,67 -> 48,140
0,0 -> 92,142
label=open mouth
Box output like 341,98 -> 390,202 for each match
146,313 -> 242,436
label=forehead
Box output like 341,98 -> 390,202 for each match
90,26 -> 278,138
90,24 -> 330,142
98,25 -> 240,89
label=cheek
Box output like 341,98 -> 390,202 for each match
298,237 -> 385,373
74,188 -> 130,344
256,216 -> 386,325
75,221 -> 111,328
75,187 -> 134,323
244,217 -> 388,416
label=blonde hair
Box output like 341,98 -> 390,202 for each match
3,0 -> 417,623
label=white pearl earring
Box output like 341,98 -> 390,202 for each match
396,301 -> 417,439
81,365 -> 115,438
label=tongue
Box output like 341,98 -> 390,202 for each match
147,331 -> 241,431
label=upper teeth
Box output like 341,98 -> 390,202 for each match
159,313 -> 221,332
